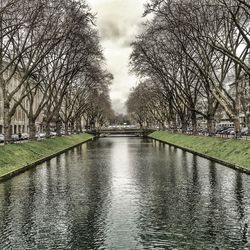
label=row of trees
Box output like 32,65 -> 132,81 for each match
128,0 -> 250,137
0,0 -> 113,142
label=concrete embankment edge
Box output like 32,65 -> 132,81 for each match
149,136 -> 250,175
0,137 -> 94,183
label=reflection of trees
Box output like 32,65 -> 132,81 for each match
68,141 -> 112,249
235,172 -> 248,246
0,141 -> 112,249
182,154 -> 206,245
201,161 -> 250,249
0,170 -> 40,248
19,171 -> 37,247
1,140 -> 250,248
206,162 -> 218,239
133,143 -> 250,249
133,143 -> 196,248
0,181 -> 13,248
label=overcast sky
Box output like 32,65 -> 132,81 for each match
87,0 -> 147,114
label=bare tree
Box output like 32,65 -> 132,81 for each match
129,0 -> 250,137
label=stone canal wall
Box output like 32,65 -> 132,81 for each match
149,131 -> 250,174
0,133 -> 94,182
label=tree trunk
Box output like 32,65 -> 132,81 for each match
207,116 -> 215,136
45,121 -> 50,138
233,117 -> 241,138
234,85 -> 241,138
207,97 -> 218,136
161,122 -> 165,130
56,120 -> 62,136
78,118 -> 82,133
71,122 -> 74,134
85,119 -> 89,131
75,121 -> 79,133
246,114 -> 250,135
180,116 -> 188,133
191,111 -> 197,135
65,122 -> 69,135
3,100 -> 12,143
172,117 -> 177,132
29,118 -> 36,140
75,119 -> 80,134
6,115 -> 12,144
52,110 -> 61,136
79,123 -> 83,133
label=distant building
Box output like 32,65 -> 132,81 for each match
0,69 -> 43,134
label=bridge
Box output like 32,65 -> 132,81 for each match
87,128 -> 156,137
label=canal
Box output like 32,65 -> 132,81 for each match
0,137 -> 250,249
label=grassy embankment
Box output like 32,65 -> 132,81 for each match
0,133 -> 93,176
149,131 -> 250,169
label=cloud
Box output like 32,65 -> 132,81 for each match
112,99 -> 126,114
90,0 -> 146,47
87,0 -> 146,113
101,20 -> 122,40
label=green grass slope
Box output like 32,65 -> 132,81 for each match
149,131 -> 250,169
0,133 -> 93,176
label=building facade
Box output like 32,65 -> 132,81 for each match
0,70 -> 43,135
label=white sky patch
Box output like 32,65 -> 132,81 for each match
87,0 -> 147,114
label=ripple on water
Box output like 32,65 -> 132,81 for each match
0,137 -> 250,249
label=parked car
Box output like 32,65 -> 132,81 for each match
199,128 -> 208,135
240,127 -> 248,136
216,127 -> 229,134
11,134 -> 19,141
221,128 -> 234,135
21,133 -> 29,140
35,132 -> 46,138
50,131 -> 57,136
0,134 -> 4,143
229,129 -> 236,135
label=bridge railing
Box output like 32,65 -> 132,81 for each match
87,128 -> 156,136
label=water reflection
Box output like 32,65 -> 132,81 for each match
0,137 -> 250,249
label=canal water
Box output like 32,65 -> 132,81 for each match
0,137 -> 250,249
